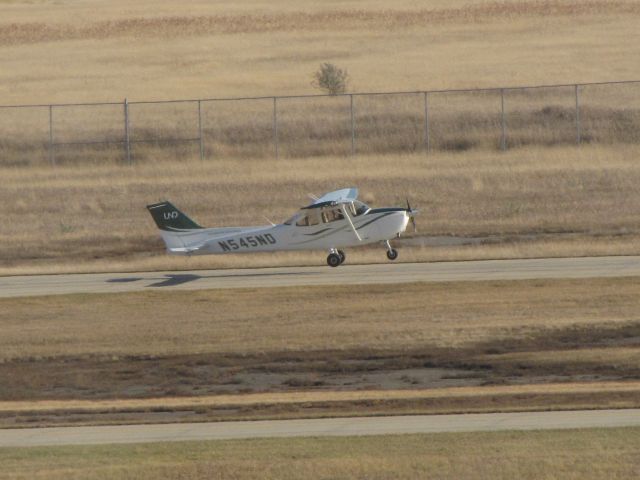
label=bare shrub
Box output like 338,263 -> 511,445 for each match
312,63 -> 349,95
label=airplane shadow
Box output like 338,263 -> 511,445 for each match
107,271 -> 319,288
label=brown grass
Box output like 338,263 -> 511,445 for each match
1,428 -> 639,480
2,278 -> 638,361
4,382 -> 640,413
3,2 -> 640,46
1,145 -> 639,274
1,0 -> 639,105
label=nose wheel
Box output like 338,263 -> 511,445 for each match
385,241 -> 398,261
327,249 -> 346,267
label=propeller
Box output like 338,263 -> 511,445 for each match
406,198 -> 418,233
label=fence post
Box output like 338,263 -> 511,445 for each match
575,84 -> 581,144
500,88 -> 506,151
273,97 -> 279,159
423,92 -> 430,153
124,98 -> 131,165
198,100 -> 204,160
350,94 -> 356,155
48,105 -> 55,166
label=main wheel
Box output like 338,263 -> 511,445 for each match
337,250 -> 346,264
386,249 -> 398,261
327,253 -> 342,267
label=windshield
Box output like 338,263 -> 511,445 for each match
352,200 -> 369,216
283,213 -> 301,225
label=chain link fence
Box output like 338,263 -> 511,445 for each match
1,80 -> 639,166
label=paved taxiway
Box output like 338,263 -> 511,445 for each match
1,255 -> 639,298
1,409 -> 639,447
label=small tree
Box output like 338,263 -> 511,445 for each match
312,63 -> 349,95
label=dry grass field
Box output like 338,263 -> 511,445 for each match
2,0 -> 640,103
1,429 -> 639,480
1,277 -> 638,425
1,145 -> 640,274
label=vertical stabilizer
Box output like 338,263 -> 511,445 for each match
146,201 -> 203,231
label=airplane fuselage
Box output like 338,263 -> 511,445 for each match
161,208 -> 410,255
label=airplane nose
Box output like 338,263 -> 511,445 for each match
404,201 -> 418,233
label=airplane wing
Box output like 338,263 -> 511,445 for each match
302,187 -> 358,209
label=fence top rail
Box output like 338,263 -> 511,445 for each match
1,79 -> 639,109
0,101 -> 126,109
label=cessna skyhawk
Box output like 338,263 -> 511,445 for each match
147,188 -> 417,267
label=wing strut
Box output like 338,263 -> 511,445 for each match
340,205 -> 362,241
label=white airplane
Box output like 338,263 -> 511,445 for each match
147,188 -> 417,267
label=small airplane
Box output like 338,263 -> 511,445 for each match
147,188 -> 417,267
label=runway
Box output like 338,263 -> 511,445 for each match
1,255 -> 639,298
1,409 -> 639,447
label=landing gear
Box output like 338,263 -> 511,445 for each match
327,249 -> 346,267
327,252 -> 342,267
385,240 -> 398,261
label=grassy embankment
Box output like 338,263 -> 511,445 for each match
1,278 -> 639,426
1,429 -> 639,480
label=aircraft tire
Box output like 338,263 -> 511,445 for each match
337,250 -> 346,264
386,249 -> 399,261
327,253 -> 342,267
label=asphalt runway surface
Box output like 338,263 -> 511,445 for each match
1,255 -> 639,298
1,409 -> 639,447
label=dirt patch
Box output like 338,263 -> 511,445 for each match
0,352 -> 483,401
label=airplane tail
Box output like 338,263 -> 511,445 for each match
146,201 -> 206,254
146,201 -> 203,231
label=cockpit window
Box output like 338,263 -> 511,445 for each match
285,201 -> 368,226
321,207 -> 345,223
295,211 -> 320,227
